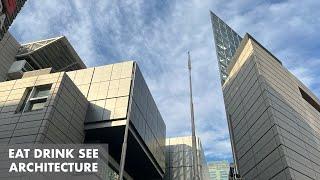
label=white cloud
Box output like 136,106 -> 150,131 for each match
9,0 -> 320,163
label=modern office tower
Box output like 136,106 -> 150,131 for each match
208,161 -> 229,180
212,12 -> 320,180
218,32 -> 320,179
0,0 -> 27,40
164,136 -> 209,180
210,11 -> 242,85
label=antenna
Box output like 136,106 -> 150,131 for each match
188,51 -> 200,179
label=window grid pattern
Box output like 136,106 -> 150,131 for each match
210,12 -> 242,85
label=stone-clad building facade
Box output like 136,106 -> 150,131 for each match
0,57 -> 166,179
0,1 -> 168,179
0,71 -> 88,144
223,33 -> 320,179
0,19 -> 166,178
67,61 -> 166,179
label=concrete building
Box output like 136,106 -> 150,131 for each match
208,161 -> 229,180
212,13 -> 320,180
0,33 -> 166,179
164,136 -> 209,180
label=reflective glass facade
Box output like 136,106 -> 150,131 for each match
210,12 -> 242,85
68,61 -> 166,179
131,65 -> 166,171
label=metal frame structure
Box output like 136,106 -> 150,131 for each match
16,36 -> 86,71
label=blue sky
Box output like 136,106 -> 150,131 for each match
9,0 -> 320,163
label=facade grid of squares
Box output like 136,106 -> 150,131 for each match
223,34 -> 320,180
0,72 -> 88,144
210,12 -> 242,84
66,61 -> 166,173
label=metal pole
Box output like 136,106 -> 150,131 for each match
119,118 -> 130,180
188,51 -> 200,180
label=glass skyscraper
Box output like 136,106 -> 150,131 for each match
210,11 -> 242,85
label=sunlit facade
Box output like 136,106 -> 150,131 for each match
0,33 -> 166,179
212,11 -> 320,180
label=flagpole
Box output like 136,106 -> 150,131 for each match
188,51 -> 200,180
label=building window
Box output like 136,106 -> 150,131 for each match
299,87 -> 320,113
18,84 -> 52,113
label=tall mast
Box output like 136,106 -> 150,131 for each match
188,51 -> 200,179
